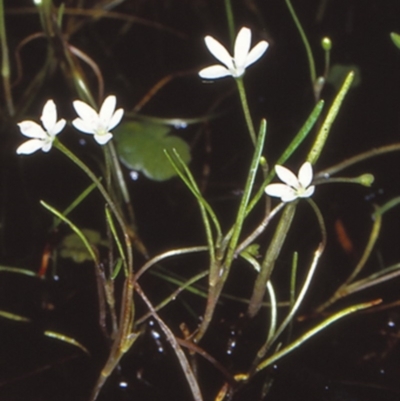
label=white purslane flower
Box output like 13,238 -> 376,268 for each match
199,27 -> 269,80
16,100 -> 66,155
72,95 -> 124,145
265,162 -> 315,203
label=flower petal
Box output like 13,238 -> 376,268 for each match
204,35 -> 234,70
18,121 -> 47,139
280,188 -> 299,202
99,95 -> 116,126
52,119 -> 66,135
234,27 -> 251,70
41,100 -> 57,133
199,65 -> 232,79
298,162 -> 313,188
265,183 -> 298,202
275,165 -> 299,188
300,185 -> 315,199
265,183 -> 290,198
16,139 -> 45,155
94,132 -> 113,145
108,108 -> 124,130
41,140 -> 54,152
73,100 -> 98,123
244,40 -> 269,69
72,118 -> 95,134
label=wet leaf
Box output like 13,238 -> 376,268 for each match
114,121 -> 191,181
59,229 -> 108,263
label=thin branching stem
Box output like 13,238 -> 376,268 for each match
316,213 -> 381,313
254,299 -> 381,374
135,283 -> 203,401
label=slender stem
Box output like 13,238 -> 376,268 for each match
285,0 -> 316,88
315,143 -> 400,179
255,300 -> 381,373
134,246 -> 208,282
164,150 -> 220,268
135,270 -> 209,325
224,0 -> 235,44
255,280 -> 277,362
194,121 -> 266,343
235,77 -> 258,146
373,196 -> 400,218
345,263 -> 400,296
316,213 -> 381,313
54,140 -> 128,244
135,283 -> 203,401
0,0 -> 14,115
40,201 -> 99,265
245,100 -> 324,219
235,202 -> 285,257
224,119 -> 267,267
55,139 -> 136,401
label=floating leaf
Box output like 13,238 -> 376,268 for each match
114,121 -> 191,181
390,32 -> 400,49
59,229 -> 108,264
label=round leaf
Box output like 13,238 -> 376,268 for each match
114,121 -> 191,181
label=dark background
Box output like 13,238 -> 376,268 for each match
1,0 -> 400,400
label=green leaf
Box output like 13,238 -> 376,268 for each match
390,32 -> 400,49
59,229 -> 108,263
114,121 -> 191,181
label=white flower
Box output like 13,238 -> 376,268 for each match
199,27 -> 269,79
16,100 -> 66,155
72,95 -> 124,145
265,162 -> 315,202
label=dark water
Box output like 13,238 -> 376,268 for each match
1,0 -> 400,400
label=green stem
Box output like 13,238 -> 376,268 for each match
194,121 -> 266,343
54,140 -> 128,243
0,0 -> 14,115
316,212 -> 381,313
285,0 -> 316,88
255,300 -> 380,373
235,77 -> 258,146
245,100 -> 324,219
315,143 -> 400,179
41,201 -> 99,265
224,0 -> 235,44
224,119 -> 267,268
